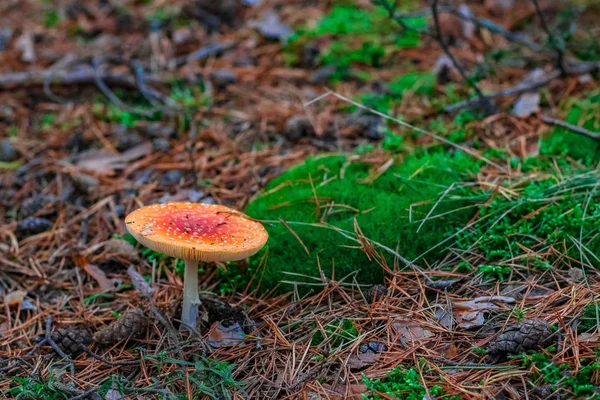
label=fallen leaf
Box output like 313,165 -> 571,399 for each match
248,11 -> 292,41
16,32 -> 35,62
105,389 -> 124,400
568,267 -> 584,282
208,322 -> 245,348
127,265 -> 156,298
434,305 -> 453,329
321,383 -> 368,400
4,290 -> 27,306
578,333 -> 598,343
453,296 -> 515,328
513,92 -> 540,117
445,344 -> 458,359
76,143 -> 151,175
74,255 -> 120,291
103,238 -> 139,258
392,320 -> 434,346
348,352 -> 378,371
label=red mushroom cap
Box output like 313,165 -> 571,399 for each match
125,203 -> 268,262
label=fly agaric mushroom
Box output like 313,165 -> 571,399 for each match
125,203 -> 268,329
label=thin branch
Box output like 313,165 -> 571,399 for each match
542,115 -> 600,141
532,0 -> 567,75
430,0 -> 496,114
445,61 -> 600,112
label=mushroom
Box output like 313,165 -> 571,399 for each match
125,202 -> 268,329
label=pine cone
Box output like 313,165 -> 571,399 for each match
50,327 -> 93,356
93,309 -> 148,345
487,319 -> 554,362
366,284 -> 388,304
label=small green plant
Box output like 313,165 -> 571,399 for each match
363,364 -> 448,400
284,5 -> 425,74
478,264 -> 511,281
146,356 -> 247,399
312,319 -> 358,348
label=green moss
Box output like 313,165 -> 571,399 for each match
363,364 -> 453,400
456,171 -> 600,270
540,94 -> 600,167
284,5 -> 425,70
246,152 -> 481,293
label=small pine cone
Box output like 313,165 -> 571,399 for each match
366,284 -> 388,304
93,308 -> 148,345
50,327 -> 93,356
487,319 -> 554,362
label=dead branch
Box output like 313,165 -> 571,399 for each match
430,0 -> 496,115
542,115 -> 600,141
532,0 -> 567,75
445,61 -> 600,112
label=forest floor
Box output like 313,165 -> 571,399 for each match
1,0 -> 600,399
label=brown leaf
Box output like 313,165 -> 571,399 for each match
4,290 -> 26,306
320,383 -> 368,400
445,344 -> 458,359
453,296 -> 515,328
74,255 -> 120,291
578,333 -> 598,343
208,322 -> 245,348
348,352 -> 378,371
392,320 -> 434,345
76,143 -> 151,175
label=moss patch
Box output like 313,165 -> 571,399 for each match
246,151 -> 481,293
540,93 -> 600,167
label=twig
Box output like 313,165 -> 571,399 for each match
92,57 -> 158,117
433,357 -> 496,368
430,0 -> 496,115
308,90 -> 507,172
80,347 -> 140,367
26,316 -> 75,376
376,0 -> 431,35
381,4 -> 541,51
445,61 -> 600,112
542,115 -> 600,141
532,0 -> 567,75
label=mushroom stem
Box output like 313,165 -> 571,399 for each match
181,259 -> 199,330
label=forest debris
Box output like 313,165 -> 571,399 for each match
208,321 -> 246,348
50,327 -> 93,356
578,333 -> 598,343
0,28 -> 12,52
74,255 -> 120,291
453,296 -> 515,328
486,319 -> 553,362
434,305 -> 453,329
127,265 -> 155,297
248,11 -> 292,40
76,143 -> 151,175
319,383 -> 368,400
15,32 -> 35,62
365,284 -> 388,304
513,92 -> 540,117
348,351 -> 378,371
392,320 -> 434,345
0,140 -> 16,162
72,174 -> 100,194
93,308 -> 148,345
17,217 -> 53,235
4,290 -> 27,306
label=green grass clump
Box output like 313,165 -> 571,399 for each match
246,151 -> 481,293
455,170 -> 600,273
363,364 -> 454,400
515,349 -> 600,399
285,4 -> 424,72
